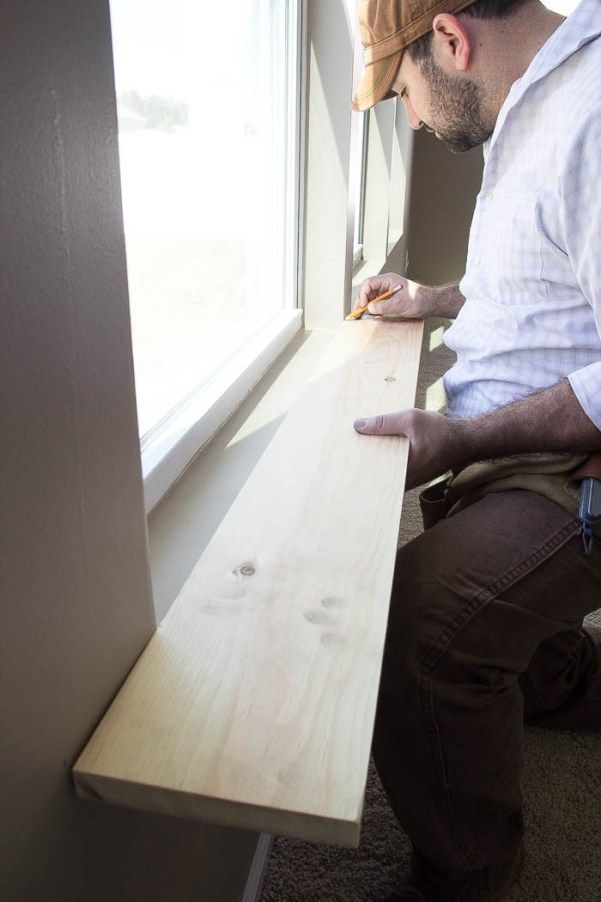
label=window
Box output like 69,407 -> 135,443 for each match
543,0 -> 579,12
355,98 -> 410,272
387,99 -> 411,257
109,0 -> 302,510
349,21 -> 411,283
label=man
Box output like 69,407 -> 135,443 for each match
350,1 -> 601,899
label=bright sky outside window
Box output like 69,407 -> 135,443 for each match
110,0 -> 293,438
543,0 -> 579,13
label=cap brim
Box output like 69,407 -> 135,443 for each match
351,50 -> 402,112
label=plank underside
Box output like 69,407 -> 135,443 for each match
73,320 -> 423,847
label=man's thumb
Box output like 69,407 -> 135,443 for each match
354,414 -> 386,434
354,412 -> 409,436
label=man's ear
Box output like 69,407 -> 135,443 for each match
431,13 -> 472,72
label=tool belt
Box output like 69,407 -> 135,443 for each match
419,452 -> 601,552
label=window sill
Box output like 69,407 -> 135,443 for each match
146,326 -> 337,623
73,319 -> 423,846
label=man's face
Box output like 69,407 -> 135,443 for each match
393,51 -> 494,154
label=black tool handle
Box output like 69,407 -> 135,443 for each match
579,477 -> 601,555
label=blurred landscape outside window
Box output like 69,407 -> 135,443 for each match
110,0 -> 294,438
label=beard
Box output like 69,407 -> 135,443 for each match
420,57 -> 494,153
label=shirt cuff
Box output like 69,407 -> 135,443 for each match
568,362 -> 601,431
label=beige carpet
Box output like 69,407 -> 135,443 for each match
260,320 -> 601,901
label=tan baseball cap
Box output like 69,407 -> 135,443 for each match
352,0 -> 478,112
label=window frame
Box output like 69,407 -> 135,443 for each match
348,6 -> 412,289
350,96 -> 413,294
137,0 -> 305,513
352,110 -> 369,269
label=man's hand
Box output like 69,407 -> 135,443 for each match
353,274 -> 466,320
353,273 -> 425,319
353,380 -> 601,492
354,409 -> 464,489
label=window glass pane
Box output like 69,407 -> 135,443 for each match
542,0 -> 578,12
110,0 -> 294,437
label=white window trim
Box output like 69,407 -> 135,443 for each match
142,307 -> 302,512
386,97 -> 410,257
140,0 -> 305,514
361,99 -> 396,263
351,111 -> 369,269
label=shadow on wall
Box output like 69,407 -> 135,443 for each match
398,128 -> 483,540
406,128 -> 483,285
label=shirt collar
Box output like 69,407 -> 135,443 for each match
486,0 -> 601,156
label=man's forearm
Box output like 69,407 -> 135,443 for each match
457,378 -> 601,465
354,378 -> 601,489
418,281 -> 465,319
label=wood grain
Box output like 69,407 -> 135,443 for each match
73,320 -> 423,847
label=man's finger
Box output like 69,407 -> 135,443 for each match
356,278 -> 384,310
367,297 -> 393,315
354,412 -> 410,436
368,285 -> 405,315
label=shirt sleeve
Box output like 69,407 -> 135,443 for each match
561,106 -> 601,430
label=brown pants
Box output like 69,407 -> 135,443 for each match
372,490 -> 601,900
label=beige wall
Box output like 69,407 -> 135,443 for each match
0,2 -> 257,899
406,129 -> 483,285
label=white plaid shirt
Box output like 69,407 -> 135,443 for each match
443,0 -> 601,430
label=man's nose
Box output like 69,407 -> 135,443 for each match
401,97 -> 423,131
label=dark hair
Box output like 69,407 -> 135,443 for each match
406,0 -> 529,64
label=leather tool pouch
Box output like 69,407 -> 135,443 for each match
418,478 -> 455,530
419,452 -> 601,546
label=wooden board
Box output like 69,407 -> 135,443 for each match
73,320 -> 423,847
